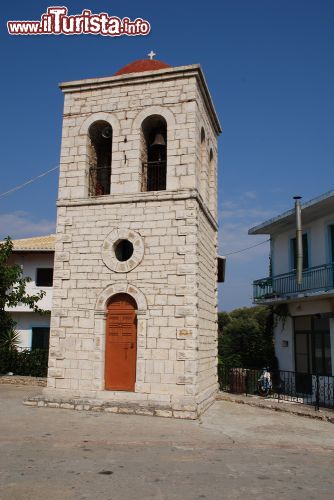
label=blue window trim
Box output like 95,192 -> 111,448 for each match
288,229 -> 311,272
325,220 -> 334,264
28,321 -> 51,349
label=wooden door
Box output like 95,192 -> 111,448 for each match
105,294 -> 137,391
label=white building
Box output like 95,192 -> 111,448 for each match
249,191 -> 334,394
7,235 -> 55,350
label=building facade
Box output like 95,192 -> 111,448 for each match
249,191 -> 334,396
43,59 -> 222,418
6,235 -> 55,350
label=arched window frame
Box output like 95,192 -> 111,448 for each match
88,120 -> 113,196
133,106 -> 176,193
208,146 -> 216,217
200,127 -> 207,200
79,113 -> 120,198
140,114 -> 167,192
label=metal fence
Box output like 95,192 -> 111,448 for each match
218,365 -> 334,410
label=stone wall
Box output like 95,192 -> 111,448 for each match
45,64 -> 220,418
58,66 -> 219,207
49,195 -> 188,386
196,206 -> 218,413
194,82 -> 218,219
0,376 -> 46,387
59,74 -> 199,199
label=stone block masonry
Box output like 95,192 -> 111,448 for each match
36,62 -> 222,419
24,394 -> 198,420
45,192 -> 218,417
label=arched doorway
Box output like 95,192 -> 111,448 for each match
105,293 -> 137,391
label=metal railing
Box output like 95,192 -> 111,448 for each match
218,365 -> 334,410
142,160 -> 167,191
89,165 -> 111,196
253,262 -> 334,302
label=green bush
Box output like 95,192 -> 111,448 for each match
218,306 -> 277,371
0,348 -> 48,377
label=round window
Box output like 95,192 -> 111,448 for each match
114,239 -> 134,262
102,229 -> 144,272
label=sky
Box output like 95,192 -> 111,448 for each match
0,1 -> 333,311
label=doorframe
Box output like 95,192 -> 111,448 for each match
105,293 -> 138,392
94,283 -> 147,392
294,315 -> 331,376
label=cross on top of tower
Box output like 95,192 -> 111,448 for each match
148,50 -> 156,60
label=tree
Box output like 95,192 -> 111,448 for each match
0,237 -> 45,347
218,306 -> 277,370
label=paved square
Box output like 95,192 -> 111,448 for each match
1,385 -> 334,499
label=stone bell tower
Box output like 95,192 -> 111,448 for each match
44,56 -> 222,418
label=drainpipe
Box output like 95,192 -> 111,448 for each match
293,196 -> 303,285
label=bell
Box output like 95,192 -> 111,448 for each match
101,126 -> 112,139
150,132 -> 166,148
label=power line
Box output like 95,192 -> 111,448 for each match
224,238 -> 270,256
0,166 -> 59,200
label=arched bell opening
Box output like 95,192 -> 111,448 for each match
141,115 -> 167,192
88,120 -> 112,196
200,127 -> 207,199
208,147 -> 216,215
200,127 -> 206,145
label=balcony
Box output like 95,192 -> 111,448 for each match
253,263 -> 334,303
